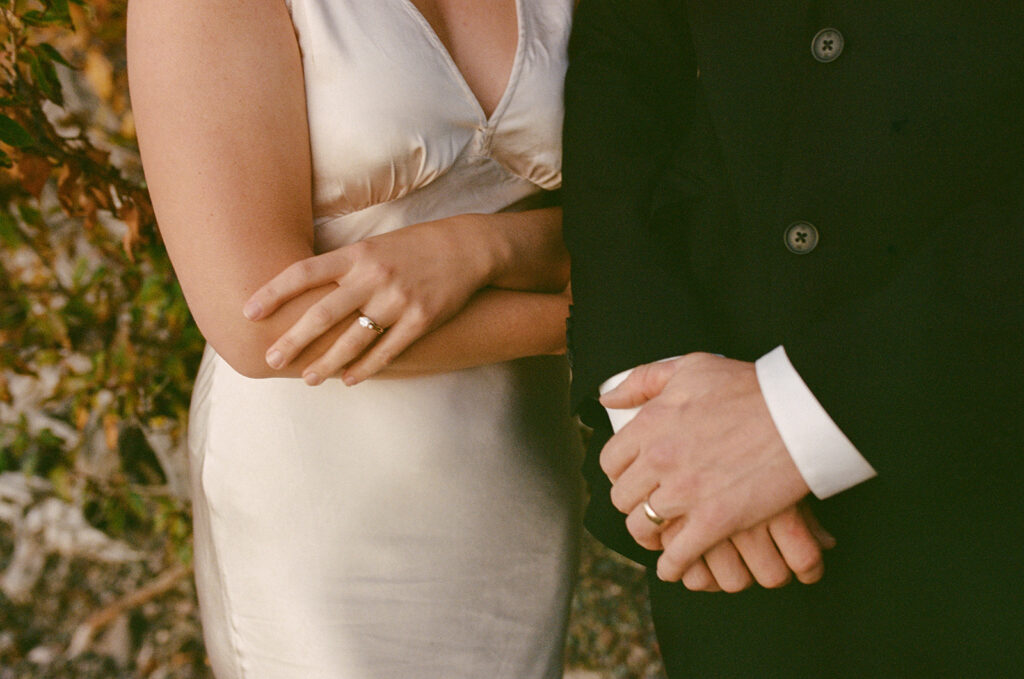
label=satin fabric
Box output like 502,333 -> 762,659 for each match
188,1 -> 582,677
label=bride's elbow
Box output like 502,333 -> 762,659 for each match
203,331 -> 280,380
213,344 -> 279,380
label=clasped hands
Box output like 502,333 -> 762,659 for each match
599,353 -> 834,592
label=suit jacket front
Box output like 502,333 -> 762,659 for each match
563,0 -> 1024,672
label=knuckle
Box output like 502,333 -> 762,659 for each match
309,304 -> 335,329
661,479 -> 696,513
698,497 -> 734,536
347,240 -> 370,259
657,552 -> 685,582
626,515 -> 656,546
721,572 -> 753,594
393,285 -> 415,308
374,347 -> 395,367
294,258 -> 318,282
339,333 -> 364,353
758,568 -> 793,589
598,446 -> 619,478
661,539 -> 688,566
637,535 -> 662,551
774,509 -> 803,535
799,567 -> 825,585
608,485 -> 630,513
255,284 -> 277,303
405,303 -> 431,329
677,353 -> 701,368
367,259 -> 395,286
682,568 -> 713,591
790,548 -> 824,579
645,443 -> 677,471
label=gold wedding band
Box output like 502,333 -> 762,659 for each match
357,314 -> 386,335
642,497 -> 666,526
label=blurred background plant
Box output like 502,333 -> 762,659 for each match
1,0 -> 205,676
0,2 -> 663,677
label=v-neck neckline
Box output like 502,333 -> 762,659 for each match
398,0 -> 524,128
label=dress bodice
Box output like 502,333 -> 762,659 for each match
285,0 -> 572,251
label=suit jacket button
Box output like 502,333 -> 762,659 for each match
811,27 -> 845,63
785,221 -> 819,254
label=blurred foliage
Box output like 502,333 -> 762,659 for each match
0,0 -> 201,565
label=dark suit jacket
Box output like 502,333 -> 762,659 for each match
563,1 -> 1024,675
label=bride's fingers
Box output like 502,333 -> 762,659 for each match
729,522 -> 793,589
340,313 -> 431,384
244,250 -> 354,321
264,285 -> 363,369
300,312 -> 390,385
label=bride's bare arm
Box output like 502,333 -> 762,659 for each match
128,0 -> 568,381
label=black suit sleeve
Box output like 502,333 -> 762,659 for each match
563,0 -> 705,564
562,0 -> 703,417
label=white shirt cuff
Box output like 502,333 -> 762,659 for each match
756,345 -> 877,499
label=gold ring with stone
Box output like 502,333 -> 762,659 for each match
357,313 -> 385,335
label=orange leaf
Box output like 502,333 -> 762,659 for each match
88,183 -> 112,210
120,202 -> 141,262
75,405 -> 90,431
103,412 -> 119,451
57,161 -> 82,214
13,153 -> 51,198
84,50 -> 115,101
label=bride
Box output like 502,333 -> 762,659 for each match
128,0 -> 582,677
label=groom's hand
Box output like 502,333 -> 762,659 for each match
599,353 -> 813,582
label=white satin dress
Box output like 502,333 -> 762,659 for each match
186,1 -> 583,678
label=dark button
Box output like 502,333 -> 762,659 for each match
811,28 -> 844,63
784,221 -> 819,254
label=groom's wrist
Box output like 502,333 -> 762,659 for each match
756,346 -> 877,499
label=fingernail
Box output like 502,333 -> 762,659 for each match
243,300 -> 262,320
266,350 -> 283,369
342,373 -> 356,386
303,372 -> 321,386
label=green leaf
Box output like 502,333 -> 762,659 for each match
35,42 -> 72,68
28,51 -> 64,106
0,213 -> 22,247
0,149 -> 11,168
18,203 -> 43,226
0,114 -> 35,148
19,10 -> 51,26
43,0 -> 73,27
20,2 -> 73,28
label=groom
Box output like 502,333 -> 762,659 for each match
562,0 -> 1024,676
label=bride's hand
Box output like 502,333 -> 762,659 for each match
243,215 -> 499,385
